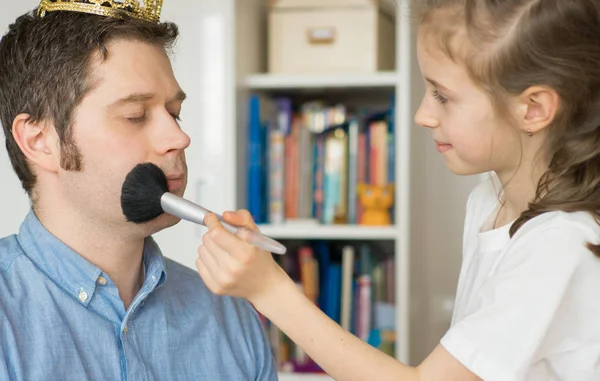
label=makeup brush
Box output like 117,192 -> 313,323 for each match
121,162 -> 287,255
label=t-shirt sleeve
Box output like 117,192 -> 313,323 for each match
441,222 -> 592,381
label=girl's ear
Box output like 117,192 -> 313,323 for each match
516,86 -> 559,136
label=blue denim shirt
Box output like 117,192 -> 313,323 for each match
0,211 -> 277,381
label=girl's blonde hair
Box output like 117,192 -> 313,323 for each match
414,0 -> 600,257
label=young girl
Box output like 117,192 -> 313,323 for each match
196,0 -> 600,379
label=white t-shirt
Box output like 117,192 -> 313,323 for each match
441,176 -> 600,381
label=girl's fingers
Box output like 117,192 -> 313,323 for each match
202,217 -> 231,263
204,212 -> 225,230
195,245 -> 222,293
200,211 -> 273,301
201,215 -> 252,287
223,209 -> 259,231
198,240 -> 252,296
204,212 -> 255,258
220,211 -> 270,259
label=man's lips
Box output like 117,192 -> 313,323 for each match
166,175 -> 185,192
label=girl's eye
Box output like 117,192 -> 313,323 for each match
170,113 -> 182,121
432,90 -> 448,104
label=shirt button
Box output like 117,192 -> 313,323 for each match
123,326 -> 129,334
97,276 -> 107,285
78,290 -> 88,303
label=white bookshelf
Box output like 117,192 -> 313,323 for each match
233,0 -> 411,377
244,72 -> 399,90
258,223 -> 399,240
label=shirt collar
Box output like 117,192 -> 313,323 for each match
142,236 -> 168,291
17,210 -> 167,306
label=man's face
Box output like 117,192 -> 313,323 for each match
57,39 -> 190,236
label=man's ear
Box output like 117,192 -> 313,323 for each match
515,86 -> 559,136
11,114 -> 60,173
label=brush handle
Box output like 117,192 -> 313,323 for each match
160,193 -> 287,255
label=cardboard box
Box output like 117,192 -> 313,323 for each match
268,0 -> 396,74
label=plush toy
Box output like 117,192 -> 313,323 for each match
357,183 -> 394,226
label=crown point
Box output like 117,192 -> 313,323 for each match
36,0 -> 164,23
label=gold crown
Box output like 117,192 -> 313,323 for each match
37,0 -> 163,23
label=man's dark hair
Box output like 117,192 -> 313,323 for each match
0,9 -> 179,196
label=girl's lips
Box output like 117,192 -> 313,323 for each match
435,141 -> 453,153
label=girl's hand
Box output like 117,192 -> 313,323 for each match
196,210 -> 289,304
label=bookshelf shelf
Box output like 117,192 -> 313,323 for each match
278,373 -> 332,381
258,224 -> 398,240
243,72 -> 399,90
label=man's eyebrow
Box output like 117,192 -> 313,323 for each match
108,93 -> 154,109
108,90 -> 187,109
425,77 -> 453,93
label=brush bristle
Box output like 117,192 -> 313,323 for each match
121,163 -> 169,223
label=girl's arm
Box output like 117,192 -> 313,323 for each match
197,211 -> 481,381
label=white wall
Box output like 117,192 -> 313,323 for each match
0,1 -> 236,270
0,1 -> 39,237
154,0 -> 237,269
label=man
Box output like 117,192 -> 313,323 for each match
0,1 -> 277,380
